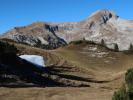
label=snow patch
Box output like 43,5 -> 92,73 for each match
19,55 -> 45,67
90,51 -> 108,58
89,47 -> 97,51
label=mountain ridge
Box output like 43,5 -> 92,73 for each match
1,9 -> 133,50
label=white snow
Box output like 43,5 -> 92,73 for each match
89,51 -> 108,58
19,55 -> 45,67
89,47 -> 97,51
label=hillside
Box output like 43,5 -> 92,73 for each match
0,39 -> 92,87
0,40 -> 133,100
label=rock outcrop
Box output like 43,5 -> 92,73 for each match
2,9 -> 133,50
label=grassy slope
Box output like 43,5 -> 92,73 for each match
0,40 -> 93,86
1,40 -> 133,100
52,42 -> 133,96
54,43 -> 133,77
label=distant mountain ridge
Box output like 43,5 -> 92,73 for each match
1,9 -> 133,50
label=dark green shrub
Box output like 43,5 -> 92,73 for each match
125,69 -> 133,99
126,69 -> 133,88
112,68 -> 133,100
101,39 -> 106,46
129,43 -> 133,51
69,40 -> 96,45
125,43 -> 133,54
70,40 -> 83,45
112,85 -> 129,100
0,41 -> 18,55
114,43 -> 119,52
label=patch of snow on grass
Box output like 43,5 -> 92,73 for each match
83,46 -> 97,51
89,47 -> 97,51
19,55 -> 45,67
104,60 -> 110,63
90,51 -> 108,58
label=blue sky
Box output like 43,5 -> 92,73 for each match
0,0 -> 133,34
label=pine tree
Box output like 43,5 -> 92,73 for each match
101,39 -> 106,46
129,43 -> 133,51
114,43 -> 119,52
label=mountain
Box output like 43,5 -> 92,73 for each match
1,9 -> 133,100
1,9 -> 133,50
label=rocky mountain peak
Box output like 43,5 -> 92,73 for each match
78,10 -> 118,30
1,10 -> 133,51
89,9 -> 118,21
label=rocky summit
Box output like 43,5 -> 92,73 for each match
1,9 -> 133,50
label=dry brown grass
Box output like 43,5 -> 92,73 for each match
0,41 -> 133,100
0,87 -> 114,100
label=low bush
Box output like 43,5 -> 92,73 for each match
69,40 -> 96,45
0,41 -> 18,55
112,68 -> 133,100
70,40 -> 84,45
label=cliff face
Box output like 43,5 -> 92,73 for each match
2,22 -> 67,49
2,9 -> 133,50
